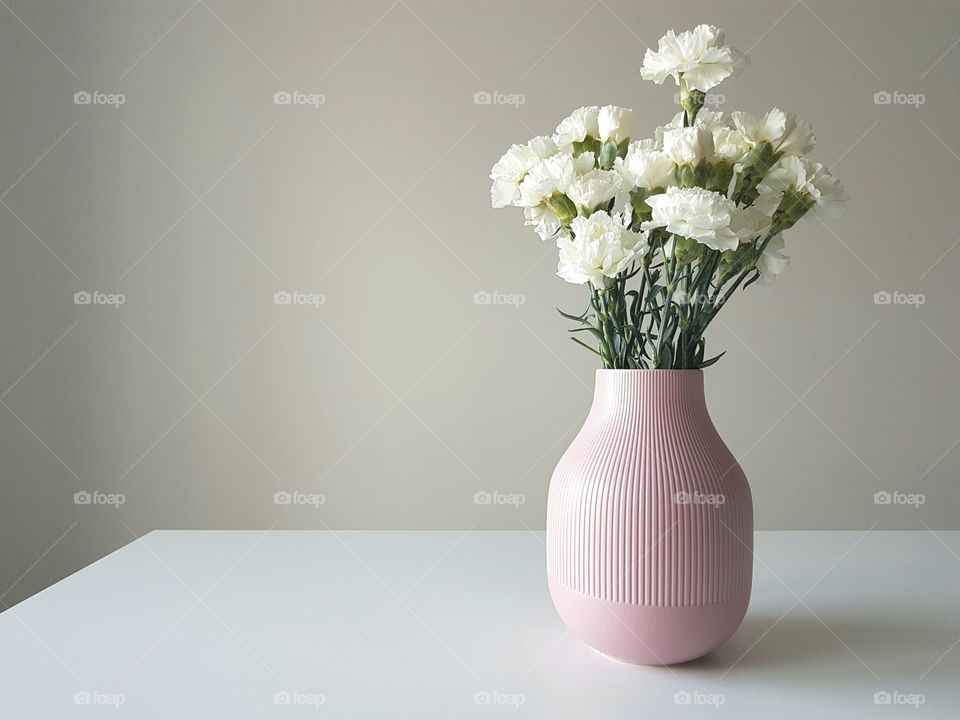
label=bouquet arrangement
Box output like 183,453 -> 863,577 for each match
489,25 -> 848,369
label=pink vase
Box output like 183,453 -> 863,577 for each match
546,369 -> 753,665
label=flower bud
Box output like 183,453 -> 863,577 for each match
598,140 -> 619,170
572,137 -> 601,160
672,236 -> 700,263
706,160 -> 734,194
629,187 -> 657,224
678,75 -> 706,125
676,163 -> 697,188
773,189 -> 816,230
733,142 -> 780,204
545,193 -> 578,226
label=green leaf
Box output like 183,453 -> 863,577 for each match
556,307 -> 589,323
658,344 -> 673,369
742,268 -> 762,291
697,351 -> 726,369
569,336 -> 602,357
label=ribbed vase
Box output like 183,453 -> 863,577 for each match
546,369 -> 753,665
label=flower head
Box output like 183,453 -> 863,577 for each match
553,106 -> 600,146
758,155 -> 848,222
565,168 -> 622,211
517,152 -> 593,208
641,186 -> 746,252
524,205 -> 562,241
757,234 -> 789,284
616,144 -> 675,190
663,109 -> 726,132
598,105 -> 632,144
489,136 -> 557,208
711,126 -> 751,164
557,211 -> 648,288
662,125 -> 715,165
641,25 -> 746,92
731,108 -> 816,157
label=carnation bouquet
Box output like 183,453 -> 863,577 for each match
490,25 -> 848,370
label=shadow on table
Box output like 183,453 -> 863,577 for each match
680,612 -> 947,677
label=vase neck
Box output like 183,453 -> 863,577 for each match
590,370 -> 707,420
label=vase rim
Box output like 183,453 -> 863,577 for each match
595,369 -> 703,375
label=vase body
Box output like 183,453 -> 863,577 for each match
546,370 -> 753,665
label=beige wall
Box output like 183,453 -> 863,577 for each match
1,0 -> 958,607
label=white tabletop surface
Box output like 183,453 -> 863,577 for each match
1,530 -> 957,718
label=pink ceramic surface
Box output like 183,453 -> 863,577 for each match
546,369 -> 753,665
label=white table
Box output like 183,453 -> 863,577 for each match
1,531 -> 957,718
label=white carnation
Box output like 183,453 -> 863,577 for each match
731,108 -> 816,157
712,126 -> 751,164
662,125 -> 714,165
553,106 -> 600,146
757,234 -> 789,284
557,211 -> 648,288
641,24 -> 746,92
565,168 -> 622,210
489,136 -> 557,208
518,152 -> 593,208
731,204 -> 774,240
616,144 -> 675,190
641,186 -> 745,252
663,109 -> 726,132
598,105 -> 632,144
524,205 -> 562,241
758,155 -> 848,222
